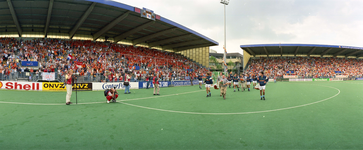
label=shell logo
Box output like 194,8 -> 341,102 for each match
0,81 -> 3,89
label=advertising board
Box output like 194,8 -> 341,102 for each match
92,82 -> 139,91
0,81 -> 42,91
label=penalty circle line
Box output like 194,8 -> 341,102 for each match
120,84 -> 341,115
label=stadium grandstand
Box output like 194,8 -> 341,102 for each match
241,44 -> 363,79
0,0 -> 218,82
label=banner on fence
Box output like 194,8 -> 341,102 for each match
92,82 -> 139,91
172,80 -> 199,87
313,78 -> 329,81
0,81 -> 42,91
283,75 -> 298,79
42,73 -> 55,81
336,75 -> 348,78
21,61 -> 38,67
356,78 -> 363,80
139,81 -> 170,89
289,79 -> 313,82
330,78 -> 344,81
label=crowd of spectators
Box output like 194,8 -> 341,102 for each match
246,57 -> 363,78
0,38 -> 208,82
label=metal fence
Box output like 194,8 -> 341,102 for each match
0,72 -> 194,83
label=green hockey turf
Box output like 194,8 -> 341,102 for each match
0,81 -> 363,150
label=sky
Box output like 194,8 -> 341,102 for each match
114,0 -> 363,54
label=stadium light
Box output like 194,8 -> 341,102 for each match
220,0 -> 229,5
220,0 -> 229,74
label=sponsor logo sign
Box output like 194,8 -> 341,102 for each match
356,78 -> 363,81
72,83 -> 92,91
0,81 -> 41,91
21,61 -> 39,67
42,83 -> 92,91
330,78 -> 344,81
289,79 -> 313,82
312,78 -> 329,81
172,80 -> 199,87
138,81 -> 170,89
92,82 -> 139,91
42,83 -> 66,91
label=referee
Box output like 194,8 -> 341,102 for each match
220,75 -> 228,100
218,72 -> 223,96
65,69 -> 73,105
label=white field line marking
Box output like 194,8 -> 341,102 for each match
0,90 -> 204,106
120,85 -> 341,115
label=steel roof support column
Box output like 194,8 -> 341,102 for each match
133,28 -> 176,45
69,2 -> 96,39
246,48 -> 256,57
263,47 -> 269,57
345,50 -> 360,58
44,0 -> 54,37
7,0 -> 22,37
174,44 -> 211,52
148,34 -> 191,48
93,11 -> 129,41
320,48 -> 332,57
114,21 -> 155,43
294,46 -> 299,56
307,47 -> 316,57
333,49 -> 348,57
162,39 -> 204,49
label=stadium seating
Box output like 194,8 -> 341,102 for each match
0,38 -> 207,82
246,57 -> 363,78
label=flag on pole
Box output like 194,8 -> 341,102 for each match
75,61 -> 83,68
67,54 -> 73,60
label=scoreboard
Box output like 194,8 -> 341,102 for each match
141,8 -> 156,21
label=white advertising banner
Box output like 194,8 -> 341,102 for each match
283,75 -> 298,79
0,81 -> 42,91
92,82 -> 139,91
289,79 -> 313,82
42,72 -> 55,81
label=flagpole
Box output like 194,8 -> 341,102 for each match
220,0 -> 229,75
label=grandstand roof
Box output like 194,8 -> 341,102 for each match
0,0 -> 218,51
240,44 -> 363,58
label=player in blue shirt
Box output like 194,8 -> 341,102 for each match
228,72 -> 233,88
198,73 -> 204,89
246,74 -> 252,91
233,73 -> 240,92
205,72 -> 213,97
257,72 -> 268,100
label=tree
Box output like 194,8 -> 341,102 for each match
209,56 -> 222,70
228,60 -> 234,68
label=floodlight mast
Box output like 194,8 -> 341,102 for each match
220,0 -> 229,74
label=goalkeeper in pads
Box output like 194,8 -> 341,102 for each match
105,88 -> 119,103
